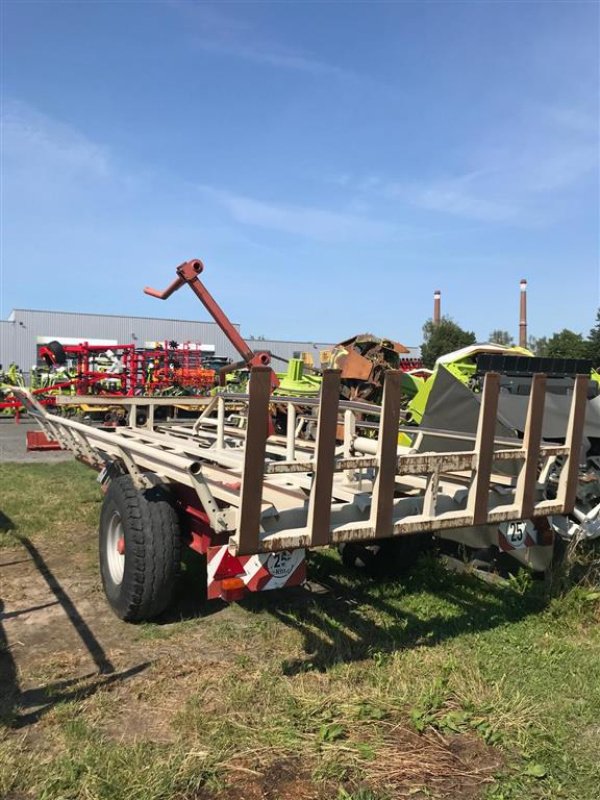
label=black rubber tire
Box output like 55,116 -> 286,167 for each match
340,534 -> 431,578
99,475 -> 181,621
45,340 -> 67,365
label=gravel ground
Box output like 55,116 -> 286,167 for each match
0,418 -> 74,463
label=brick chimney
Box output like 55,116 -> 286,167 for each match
519,279 -> 527,348
433,290 -> 441,326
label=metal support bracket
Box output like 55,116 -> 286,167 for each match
189,465 -> 231,532
116,447 -> 153,490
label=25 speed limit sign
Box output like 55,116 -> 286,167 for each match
499,520 -> 536,550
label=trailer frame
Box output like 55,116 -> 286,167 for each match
12,366 -> 589,613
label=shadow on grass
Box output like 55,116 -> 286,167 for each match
152,549 -> 225,624
0,534 -> 150,730
9,662 -> 150,730
0,509 -> 15,533
242,551 -> 548,674
17,535 -> 115,674
143,545 -> 548,670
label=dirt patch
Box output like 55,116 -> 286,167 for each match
0,531 -> 235,736
189,733 -> 502,800
369,726 -> 503,798
94,656 -> 231,744
193,758 -> 337,800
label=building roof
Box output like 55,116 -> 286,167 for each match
8,307 -> 240,327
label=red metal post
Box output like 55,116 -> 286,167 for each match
144,259 -> 274,373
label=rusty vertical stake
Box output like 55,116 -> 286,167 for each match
514,373 -> 546,518
467,372 -> 500,525
371,371 -> 403,537
234,367 -> 271,555
306,370 -> 341,547
556,374 -> 589,513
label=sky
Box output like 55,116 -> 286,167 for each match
1,0 -> 599,346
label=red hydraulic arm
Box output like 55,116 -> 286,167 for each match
144,259 -> 277,385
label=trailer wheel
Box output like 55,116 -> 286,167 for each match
339,534 -> 431,578
99,475 -> 181,621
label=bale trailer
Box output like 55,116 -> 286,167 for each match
12,361 -> 588,621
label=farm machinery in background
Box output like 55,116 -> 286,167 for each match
228,334 -> 426,403
1,340 -> 225,418
320,333 -> 426,405
37,339 -> 219,397
0,362 -> 70,417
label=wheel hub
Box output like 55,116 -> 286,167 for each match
106,512 -> 125,585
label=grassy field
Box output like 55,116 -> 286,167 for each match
1,461 -> 600,799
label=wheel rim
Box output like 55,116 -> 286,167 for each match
106,511 -> 125,585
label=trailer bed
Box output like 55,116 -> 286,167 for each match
14,368 -> 588,558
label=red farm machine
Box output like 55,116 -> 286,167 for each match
37,339 -> 217,398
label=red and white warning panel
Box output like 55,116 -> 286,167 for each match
207,545 -> 306,601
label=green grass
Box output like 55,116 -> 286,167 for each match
1,462 -> 600,799
0,461 -> 101,546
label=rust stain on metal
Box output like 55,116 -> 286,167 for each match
339,349 -> 374,381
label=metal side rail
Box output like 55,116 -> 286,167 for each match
12,368 -> 588,556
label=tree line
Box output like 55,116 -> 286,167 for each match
421,310 -> 600,370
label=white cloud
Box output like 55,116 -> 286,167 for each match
200,185 -> 396,242
521,143 -> 598,193
168,0 -> 357,80
351,103 -> 599,225
409,182 -> 517,222
542,105 -> 598,136
196,40 -> 353,79
1,99 -> 397,247
2,100 -> 111,179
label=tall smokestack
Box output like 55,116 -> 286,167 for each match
519,279 -> 528,348
433,290 -> 441,326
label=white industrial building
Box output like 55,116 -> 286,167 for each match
0,308 -> 338,378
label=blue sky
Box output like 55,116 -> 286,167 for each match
1,0 -> 598,345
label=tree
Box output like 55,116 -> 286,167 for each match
545,329 -> 587,359
421,316 -> 476,369
488,330 -> 514,347
586,309 -> 600,368
527,336 -> 549,357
